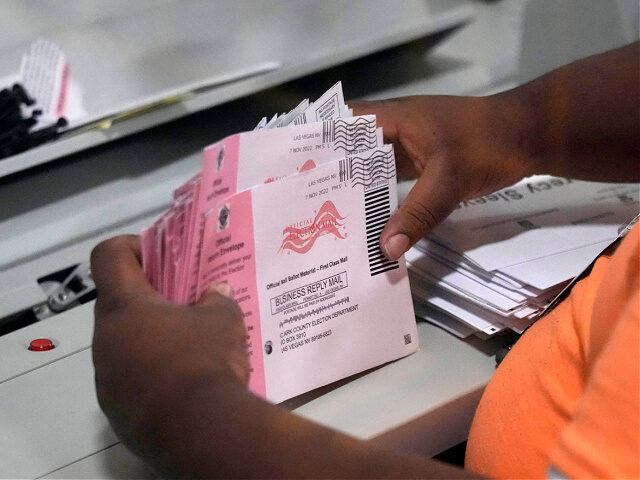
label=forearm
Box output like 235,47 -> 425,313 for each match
498,41 -> 639,182
128,373 -> 482,479
91,239 -> 481,477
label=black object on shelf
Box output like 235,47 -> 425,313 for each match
0,83 -> 67,160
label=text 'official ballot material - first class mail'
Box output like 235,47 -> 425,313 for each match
141,83 -> 418,403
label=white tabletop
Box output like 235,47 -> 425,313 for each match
0,304 -> 500,478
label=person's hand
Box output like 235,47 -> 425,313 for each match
90,235 -> 249,452
90,237 -> 483,479
351,94 -> 535,260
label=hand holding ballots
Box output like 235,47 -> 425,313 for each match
141,81 -> 640,400
141,83 -> 419,402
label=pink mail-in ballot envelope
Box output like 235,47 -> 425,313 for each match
197,145 -> 418,402
182,115 -> 383,304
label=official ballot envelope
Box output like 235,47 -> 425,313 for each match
197,145 -> 418,402
144,115 -> 382,305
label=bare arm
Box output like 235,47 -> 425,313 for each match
516,41 -> 639,182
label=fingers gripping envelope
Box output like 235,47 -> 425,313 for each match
198,146 -> 417,402
141,83 -> 417,403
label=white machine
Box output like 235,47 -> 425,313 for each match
1,1 -> 634,477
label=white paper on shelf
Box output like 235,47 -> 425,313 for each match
7,39 -> 86,129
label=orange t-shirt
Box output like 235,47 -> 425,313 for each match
465,225 -> 639,479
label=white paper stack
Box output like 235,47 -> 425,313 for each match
407,177 -> 640,337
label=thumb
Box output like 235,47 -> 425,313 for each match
197,282 -> 235,307
380,165 -> 459,260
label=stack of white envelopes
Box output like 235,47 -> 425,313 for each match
406,176 -> 639,338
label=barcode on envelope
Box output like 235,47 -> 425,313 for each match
322,120 -> 334,143
338,158 -> 349,182
364,186 -> 399,276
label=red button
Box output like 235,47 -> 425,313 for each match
29,338 -> 55,351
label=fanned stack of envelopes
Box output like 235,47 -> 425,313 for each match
141,82 -> 354,304
141,80 -> 639,342
139,82 -> 424,402
406,177 -> 639,338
